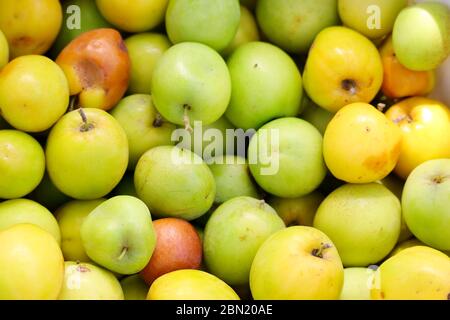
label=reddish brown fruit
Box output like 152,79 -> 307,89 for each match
140,218 -> 202,285
56,28 -> 130,111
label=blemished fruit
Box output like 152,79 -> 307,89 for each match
380,36 -> 435,99
402,159 -> 450,251
165,0 -> 240,52
46,108 -> 128,200
120,275 -> 149,300
55,199 -> 106,262
0,0 -> 62,58
225,42 -> 303,130
208,155 -> 259,204
0,224 -> 64,300
134,146 -> 216,220
124,33 -> 171,95
250,226 -> 344,300
248,117 -> 327,198
147,269 -> 240,300
268,192 -> 324,227
393,2 -> 450,71
385,97 -> 450,179
0,130 -> 45,199
323,103 -> 402,184
151,42 -> 231,126
0,199 -> 60,245
204,197 -> 285,285
58,261 -> 124,300
372,246 -> 450,300
80,196 -> 157,275
141,218 -> 202,285
0,29 -> 8,69
56,28 -> 130,111
111,94 -> 176,169
338,0 -> 408,39
313,183 -> 401,267
50,0 -> 112,57
96,0 -> 168,33
256,0 -> 339,53
340,267 -> 375,300
303,26 -> 383,113
222,5 -> 259,57
0,55 -> 69,132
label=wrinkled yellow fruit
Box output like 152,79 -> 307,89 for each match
0,0 -> 62,58
147,270 -> 240,300
324,103 -> 402,183
0,224 -> 64,300
372,246 -> 450,300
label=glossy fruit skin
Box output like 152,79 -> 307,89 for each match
225,42 -> 303,130
380,36 -> 435,99
111,94 -> 176,170
55,199 -> 106,262
46,108 -> 129,200
124,33 -> 171,95
314,183 -> 401,267
338,0 -> 407,39
248,117 -> 326,198
0,0 -> 62,58
0,29 -> 8,69
50,0 -> 112,57
208,155 -> 259,204
323,103 -> 402,184
402,159 -> 450,251
268,191 -> 324,227
165,0 -> 240,52
0,199 -> 60,245
385,97 -> 450,179
96,0 -> 169,33
340,267 -> 375,300
151,42 -> 231,126
56,28 -> 130,111
0,130 -> 45,199
303,26 -> 383,113
134,146 -> 216,221
0,55 -> 69,132
256,0 -> 339,53
372,246 -> 450,300
147,269 -> 240,300
141,218 -> 202,285
393,2 -> 450,71
222,5 -> 259,57
204,197 -> 285,285
0,224 -> 64,300
250,226 -> 344,300
120,275 -> 149,300
58,261 -> 124,300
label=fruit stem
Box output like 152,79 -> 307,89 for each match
118,247 -> 128,261
311,243 -> 332,259
183,104 -> 193,133
78,108 -> 94,132
153,113 -> 164,127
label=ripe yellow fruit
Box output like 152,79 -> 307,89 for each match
147,270 -> 240,300
0,224 -> 64,300
0,0 -> 62,58
372,246 -> 450,300
323,103 -> 402,183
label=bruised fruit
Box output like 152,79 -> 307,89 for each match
323,103 -> 402,184
0,55 -> 69,132
56,28 -> 130,111
0,0 -> 62,58
141,218 -> 202,285
380,37 -> 435,99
